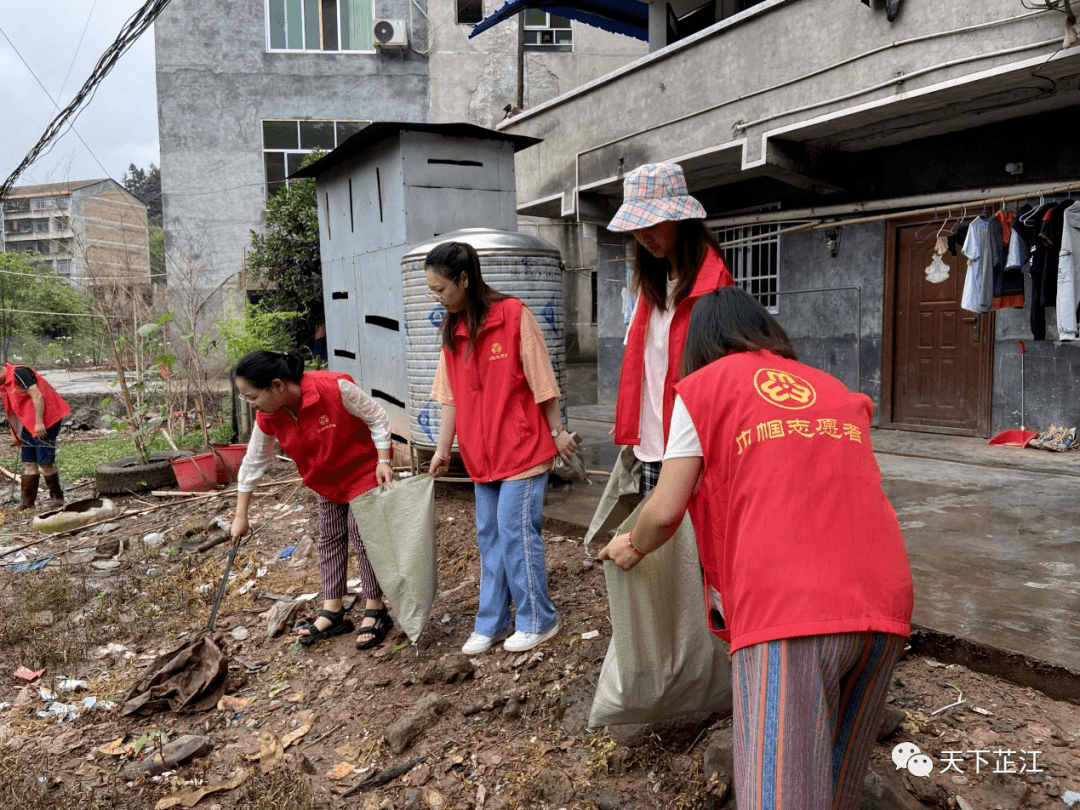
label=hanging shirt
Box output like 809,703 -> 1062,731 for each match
961,216 -> 999,314
1057,201 -> 1080,341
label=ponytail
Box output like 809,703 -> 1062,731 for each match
235,350 -> 305,387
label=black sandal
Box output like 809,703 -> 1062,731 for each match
297,607 -> 354,647
355,607 -> 393,650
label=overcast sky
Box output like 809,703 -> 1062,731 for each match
0,0 -> 159,190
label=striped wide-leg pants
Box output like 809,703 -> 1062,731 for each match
731,632 -> 905,810
315,495 -> 381,602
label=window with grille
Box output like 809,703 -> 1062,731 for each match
267,0 -> 374,51
56,259 -> 72,276
523,10 -> 572,51
711,222 -> 781,313
262,119 -> 367,196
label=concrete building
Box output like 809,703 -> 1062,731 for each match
498,0 -> 1080,437
152,0 -> 646,320
0,179 -> 151,294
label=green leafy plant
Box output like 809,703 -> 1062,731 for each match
217,304 -> 302,365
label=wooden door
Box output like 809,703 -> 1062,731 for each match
884,219 -> 993,435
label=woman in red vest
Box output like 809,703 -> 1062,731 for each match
607,162 -> 734,493
425,242 -> 578,656
599,287 -> 914,810
2,363 -> 71,510
230,351 -> 395,649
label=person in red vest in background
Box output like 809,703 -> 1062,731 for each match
600,287 -> 913,810
426,241 -> 578,656
2,363 -> 71,510
606,162 -> 734,494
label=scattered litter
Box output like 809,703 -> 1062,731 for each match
196,582 -> 214,593
91,642 -> 132,660
230,627 -> 249,641
931,684 -> 966,716
292,505 -> 304,513
0,702 -> 9,711
154,766 -> 253,810
327,761 -> 356,780
13,666 -> 45,682
214,516 -> 230,532
238,579 -> 257,595
256,567 -> 267,578
217,694 -> 255,712
971,706 -> 993,716
278,545 -> 296,559
6,558 -> 51,572
1062,790 -> 1080,808
297,592 -> 318,602
266,599 -> 303,637
441,613 -> 451,624
38,687 -> 56,701
90,522 -> 121,534
580,630 -> 600,640
143,532 -> 165,546
57,678 -> 88,692
93,560 -> 122,571
37,701 -> 80,721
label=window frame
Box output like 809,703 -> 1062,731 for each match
265,0 -> 375,53
262,118 -> 368,197
522,10 -> 573,51
710,220 -> 786,314
456,0 -> 483,25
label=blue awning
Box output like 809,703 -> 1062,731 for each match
469,0 -> 649,42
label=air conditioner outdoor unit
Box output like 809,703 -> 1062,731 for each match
373,19 -> 407,49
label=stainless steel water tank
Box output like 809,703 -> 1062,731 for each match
401,227 -> 565,450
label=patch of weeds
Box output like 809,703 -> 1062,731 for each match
0,753 -> 155,810
226,768 -> 317,810
0,570 -> 94,668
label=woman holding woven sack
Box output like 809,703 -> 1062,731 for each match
425,241 -> 577,656
600,287 -> 913,810
607,162 -> 734,494
230,350 -> 395,650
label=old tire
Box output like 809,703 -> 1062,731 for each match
95,451 -> 194,495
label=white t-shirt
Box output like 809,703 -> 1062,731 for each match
627,276 -> 679,463
664,394 -> 703,460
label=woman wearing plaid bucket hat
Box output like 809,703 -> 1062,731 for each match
608,162 -> 734,493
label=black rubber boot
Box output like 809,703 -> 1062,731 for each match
43,472 -> 64,508
19,474 -> 40,511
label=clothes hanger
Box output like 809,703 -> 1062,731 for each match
914,208 -> 943,241
934,207 -> 954,240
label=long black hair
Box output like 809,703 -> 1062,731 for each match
235,350 -> 305,387
682,286 -> 796,376
633,219 -> 723,313
425,241 -> 507,356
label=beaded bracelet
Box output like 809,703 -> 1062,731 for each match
626,531 -> 646,557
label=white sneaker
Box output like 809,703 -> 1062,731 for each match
503,618 -> 560,652
461,627 -> 512,655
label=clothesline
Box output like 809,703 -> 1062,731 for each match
714,181 -> 1080,250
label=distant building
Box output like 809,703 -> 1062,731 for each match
153,0 -> 646,318
1,179 -> 152,301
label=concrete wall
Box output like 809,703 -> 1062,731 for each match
155,0 -> 430,299
775,224 -> 886,413
428,1 -> 647,131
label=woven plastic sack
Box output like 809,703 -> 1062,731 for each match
348,473 -> 436,643
589,496 -> 732,727
583,443 -> 643,546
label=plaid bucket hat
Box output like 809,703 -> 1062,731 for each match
607,162 -> 707,232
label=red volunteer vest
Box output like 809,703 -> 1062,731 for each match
255,371 -> 379,503
2,364 -> 72,440
615,248 -> 734,445
676,351 -> 913,653
442,298 -> 556,482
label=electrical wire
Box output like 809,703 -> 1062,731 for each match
0,0 -> 175,201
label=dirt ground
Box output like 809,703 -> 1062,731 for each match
1,459 -> 1078,810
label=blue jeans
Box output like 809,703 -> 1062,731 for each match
473,473 -> 557,637
20,421 -> 61,465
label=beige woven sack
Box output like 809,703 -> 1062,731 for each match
589,496 -> 732,727
348,473 -> 436,644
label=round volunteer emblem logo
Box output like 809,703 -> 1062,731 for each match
753,368 -> 816,410
319,415 -> 331,426
491,343 -> 502,354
